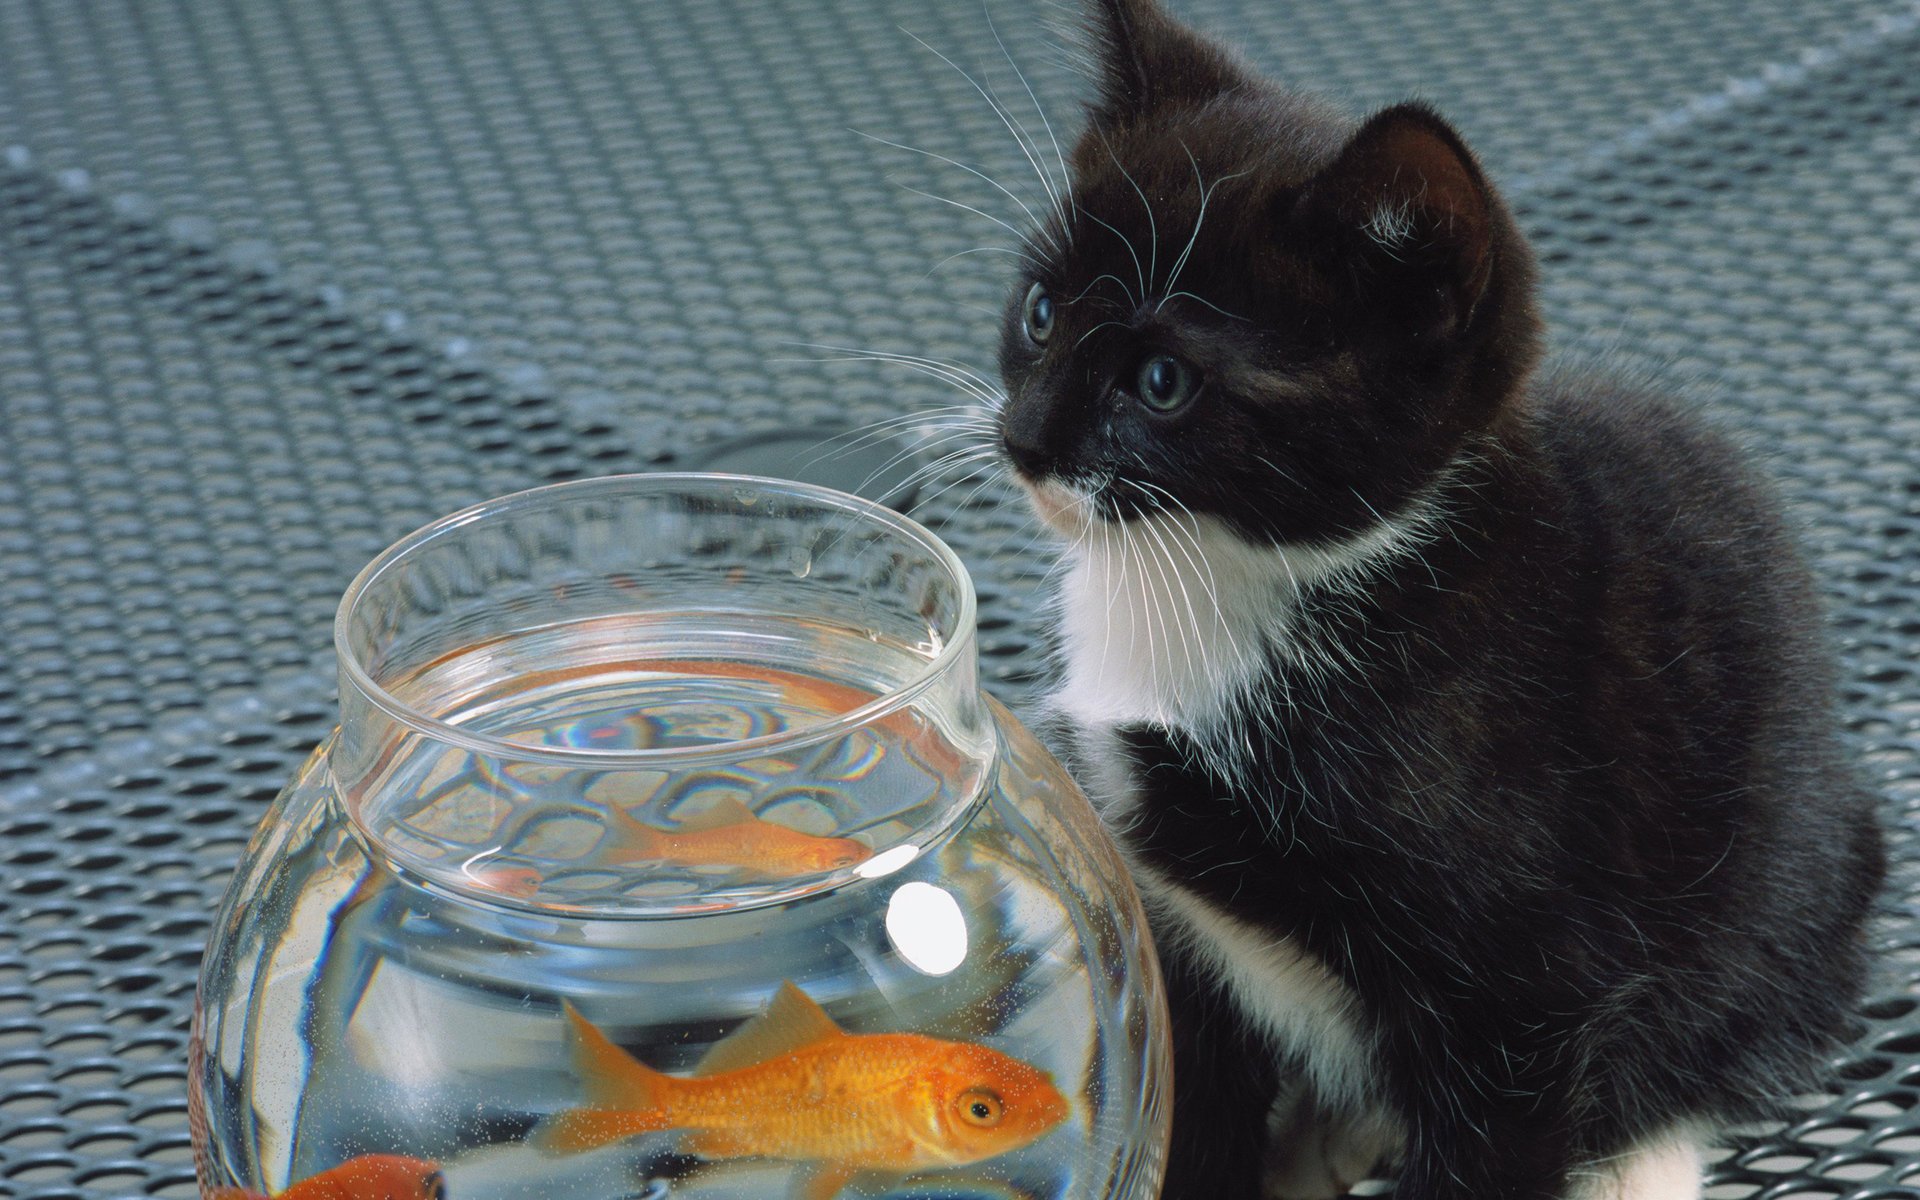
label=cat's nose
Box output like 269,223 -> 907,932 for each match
1001,428 -> 1054,479
1000,393 -> 1057,479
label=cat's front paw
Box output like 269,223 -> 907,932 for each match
1262,1083 -> 1399,1200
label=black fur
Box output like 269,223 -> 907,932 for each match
994,2 -> 1884,1197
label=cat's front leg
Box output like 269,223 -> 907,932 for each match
1262,1078 -> 1400,1199
1158,942 -> 1285,1198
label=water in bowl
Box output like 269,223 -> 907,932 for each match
193,613 -> 1162,1200
360,612 -> 989,915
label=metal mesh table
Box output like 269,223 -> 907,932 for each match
0,1 -> 1915,1196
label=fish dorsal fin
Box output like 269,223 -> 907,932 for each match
562,1002 -> 670,1111
695,981 -> 845,1077
675,797 -> 758,833
604,803 -> 660,853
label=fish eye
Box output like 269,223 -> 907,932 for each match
957,1087 -> 1005,1127
423,1170 -> 448,1200
1136,353 -> 1198,413
1022,283 -> 1055,346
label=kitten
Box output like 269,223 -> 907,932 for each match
991,2 -> 1886,1197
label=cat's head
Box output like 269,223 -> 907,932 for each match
997,0 -> 1539,548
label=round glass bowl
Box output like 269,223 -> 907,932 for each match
190,474 -> 1169,1200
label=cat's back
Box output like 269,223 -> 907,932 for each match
1525,365 -> 1803,586
1520,365 -> 1826,659
1513,365 -> 1872,845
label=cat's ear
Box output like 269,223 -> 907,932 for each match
1082,0 -> 1249,126
1296,102 -> 1497,340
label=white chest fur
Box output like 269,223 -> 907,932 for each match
1047,497 -> 1444,783
1051,509 -> 1302,734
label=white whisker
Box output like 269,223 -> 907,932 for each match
955,300 -> 1010,323
1104,138 -> 1158,295
900,26 -> 1066,253
1160,146 -> 1253,310
982,0 -> 1076,236
1083,211 -> 1146,308
908,451 -> 1004,515
800,404 -> 989,460
787,341 -> 1006,410
945,461 -> 1018,519
854,128 -> 1049,247
1130,478 -> 1240,661
836,418 -> 997,468
897,183 -> 1034,247
1075,319 -> 1131,350
1133,502 -> 1204,705
926,245 -> 1038,278
1160,290 -> 1249,321
856,430 -> 991,498
877,440 -> 1001,509
1067,272 -> 1140,312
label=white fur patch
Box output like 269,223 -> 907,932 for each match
1362,195 -> 1424,256
1140,859 -> 1380,1119
1564,1128 -> 1707,1200
1042,481 -> 1451,784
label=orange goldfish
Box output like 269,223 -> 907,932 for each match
462,862 -> 545,898
203,1154 -> 445,1200
537,982 -> 1070,1200
605,796 -> 871,877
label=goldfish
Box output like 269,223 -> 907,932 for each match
202,1154 -> 445,1200
537,982 -> 1070,1200
462,862 -> 545,898
452,799 -> 867,902
604,796 -> 871,878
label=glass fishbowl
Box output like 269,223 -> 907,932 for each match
190,473 -> 1169,1200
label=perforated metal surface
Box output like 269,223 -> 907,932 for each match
0,1 -> 1914,1197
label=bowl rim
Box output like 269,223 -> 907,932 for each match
332,471 -> 980,768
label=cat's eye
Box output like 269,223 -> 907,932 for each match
1022,282 -> 1055,346
1136,354 -> 1198,412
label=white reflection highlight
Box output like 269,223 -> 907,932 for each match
885,882 -> 968,976
855,843 -> 920,879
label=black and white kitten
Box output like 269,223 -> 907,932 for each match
992,2 -> 1885,1197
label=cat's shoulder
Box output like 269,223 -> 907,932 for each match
1526,361 -> 1746,468
1519,360 -> 1788,533
1509,359 -> 1817,619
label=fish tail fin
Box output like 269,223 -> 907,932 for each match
535,1003 -> 676,1155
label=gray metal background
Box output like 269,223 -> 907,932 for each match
0,1 -> 1914,1197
